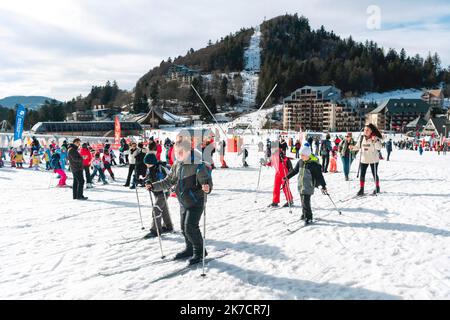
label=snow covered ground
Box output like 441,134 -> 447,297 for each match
0,144 -> 449,299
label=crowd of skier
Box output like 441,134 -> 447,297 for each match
0,122 -> 448,266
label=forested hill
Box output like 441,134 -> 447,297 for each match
256,14 -> 449,102
133,14 -> 449,105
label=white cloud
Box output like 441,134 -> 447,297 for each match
0,0 -> 449,101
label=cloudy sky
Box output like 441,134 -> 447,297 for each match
1,0 -> 450,101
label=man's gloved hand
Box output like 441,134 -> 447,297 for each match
321,187 -> 328,195
145,183 -> 153,191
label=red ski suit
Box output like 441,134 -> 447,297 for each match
267,151 -> 293,204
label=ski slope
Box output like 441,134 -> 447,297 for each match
0,148 -> 449,299
241,25 -> 261,108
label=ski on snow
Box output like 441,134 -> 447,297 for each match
339,192 -> 383,203
286,218 -> 321,233
149,250 -> 230,284
108,231 -> 181,247
98,250 -> 184,277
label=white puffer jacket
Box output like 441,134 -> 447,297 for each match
353,136 -> 382,164
128,148 -> 140,165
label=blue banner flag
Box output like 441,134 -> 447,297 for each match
14,104 -> 26,143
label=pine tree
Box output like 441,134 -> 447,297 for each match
150,81 -> 160,105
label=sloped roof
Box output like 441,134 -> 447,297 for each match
370,99 -> 430,114
133,107 -> 190,125
422,89 -> 443,98
405,116 -> 427,128
429,117 -> 450,136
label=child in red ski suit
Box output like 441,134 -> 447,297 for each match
266,149 -> 294,207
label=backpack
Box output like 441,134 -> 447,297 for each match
156,163 -> 170,181
320,141 -> 331,156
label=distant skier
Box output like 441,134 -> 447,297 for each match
265,139 -> 272,160
219,140 -> 228,168
284,145 -> 327,226
320,134 -> 332,173
295,140 -> 301,159
31,151 -> 41,170
338,133 -> 355,181
80,143 -> 93,189
258,141 -> 264,152
102,150 -> 115,181
29,137 -> 40,168
146,135 -> 213,265
279,138 -> 288,155
42,147 -> 51,170
124,142 -> 138,187
14,150 -> 24,169
60,140 -> 68,170
91,153 -> 108,185
350,123 -> 383,196
51,152 -> 67,187
68,138 -> 87,200
386,139 -> 393,161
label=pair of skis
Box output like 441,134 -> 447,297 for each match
284,217 -> 320,233
98,249 -> 230,283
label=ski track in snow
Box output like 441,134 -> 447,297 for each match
0,149 -> 449,299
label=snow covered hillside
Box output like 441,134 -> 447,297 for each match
0,146 -> 449,299
240,26 -> 261,108
351,89 -> 423,105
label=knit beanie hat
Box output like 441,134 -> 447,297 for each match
299,145 -> 311,157
143,153 -> 158,165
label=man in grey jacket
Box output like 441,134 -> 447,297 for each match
146,135 -> 213,265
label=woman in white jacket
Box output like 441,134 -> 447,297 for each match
350,123 -> 383,196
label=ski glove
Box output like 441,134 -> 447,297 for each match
321,187 -> 328,195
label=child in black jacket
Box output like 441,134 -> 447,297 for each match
285,145 -> 327,225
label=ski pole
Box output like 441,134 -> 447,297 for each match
201,194 -> 207,277
282,161 -> 293,214
134,170 -> 145,230
254,164 -> 262,203
47,171 -> 54,189
149,190 -> 166,259
325,192 -> 342,215
354,127 -> 365,179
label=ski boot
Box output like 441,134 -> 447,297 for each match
372,186 -> 380,195
188,250 -> 208,266
268,203 -> 279,208
174,249 -> 194,260
282,201 -> 294,207
356,187 -> 364,197
161,226 -> 174,234
143,230 -> 158,239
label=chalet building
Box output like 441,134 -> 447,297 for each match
366,99 -> 431,132
167,65 -> 200,85
421,89 -> 444,110
122,106 -> 191,129
422,117 -> 450,139
283,85 -> 343,132
405,116 -> 428,132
